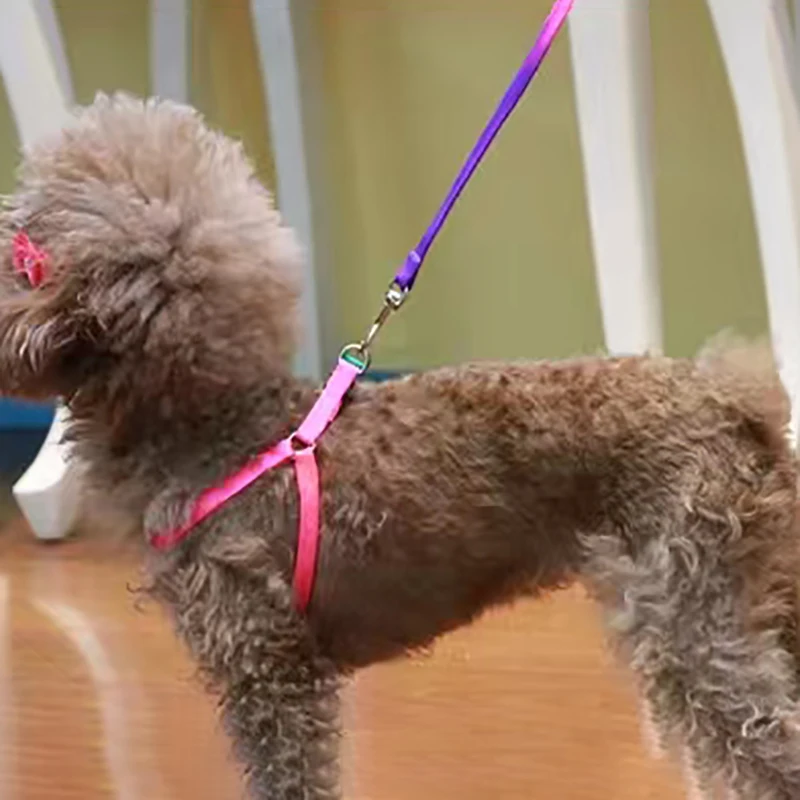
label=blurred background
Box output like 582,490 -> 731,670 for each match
0,0 -> 769,373
0,0 -> 787,798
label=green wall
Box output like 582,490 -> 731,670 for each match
0,79 -> 17,195
54,0 -> 150,101
190,0 -> 275,188
0,0 -> 769,370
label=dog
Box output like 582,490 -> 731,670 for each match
2,94 -> 800,799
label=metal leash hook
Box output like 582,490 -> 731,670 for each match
340,281 -> 408,374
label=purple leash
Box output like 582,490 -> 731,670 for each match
396,0 -> 574,295
346,0 -> 574,370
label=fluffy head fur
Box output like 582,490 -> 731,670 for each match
2,94 -> 800,799
0,94 -> 299,399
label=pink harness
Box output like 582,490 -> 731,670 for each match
149,355 -> 363,611
9,0 -> 572,612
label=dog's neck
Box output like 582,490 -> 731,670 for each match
65,358 -> 317,518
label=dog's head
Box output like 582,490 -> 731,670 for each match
0,94 -> 301,404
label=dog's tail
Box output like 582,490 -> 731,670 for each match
584,339 -> 800,797
695,334 -> 792,450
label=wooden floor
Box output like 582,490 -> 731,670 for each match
0,503 -> 687,799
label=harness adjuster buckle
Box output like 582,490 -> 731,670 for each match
289,433 -> 315,454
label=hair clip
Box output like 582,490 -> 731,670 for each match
12,231 -> 49,288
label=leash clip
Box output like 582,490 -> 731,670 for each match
353,281 -> 409,365
342,280 -> 410,374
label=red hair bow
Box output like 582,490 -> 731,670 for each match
12,232 -> 49,288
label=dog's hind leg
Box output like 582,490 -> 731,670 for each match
583,510 -> 800,799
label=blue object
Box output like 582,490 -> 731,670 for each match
0,398 -> 55,430
0,400 -> 53,478
363,370 -> 402,383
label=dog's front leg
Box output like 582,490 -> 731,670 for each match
161,548 -> 344,800
220,653 -> 342,800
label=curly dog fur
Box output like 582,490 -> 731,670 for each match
2,95 -> 800,798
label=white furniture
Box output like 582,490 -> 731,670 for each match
705,0 -> 800,446
251,0 -> 327,377
0,0 -> 79,541
570,0 -> 800,448
150,0 -> 189,105
569,0 -> 662,357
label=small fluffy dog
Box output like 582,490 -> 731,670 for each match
2,95 -> 800,799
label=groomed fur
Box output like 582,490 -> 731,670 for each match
2,94 -> 800,798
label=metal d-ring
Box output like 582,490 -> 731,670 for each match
339,281 -> 408,375
340,342 -> 372,373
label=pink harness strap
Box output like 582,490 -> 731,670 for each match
149,357 -> 361,611
292,448 -> 321,611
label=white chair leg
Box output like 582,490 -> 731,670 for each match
706,0 -> 800,446
795,0 -> 800,65
569,0 -> 662,356
0,0 -> 72,140
251,0 -> 325,379
12,405 -> 81,541
0,0 -> 80,539
150,0 -> 189,103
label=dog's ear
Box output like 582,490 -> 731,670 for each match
0,222 -> 110,400
0,275 -> 91,400
0,219 -> 184,402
